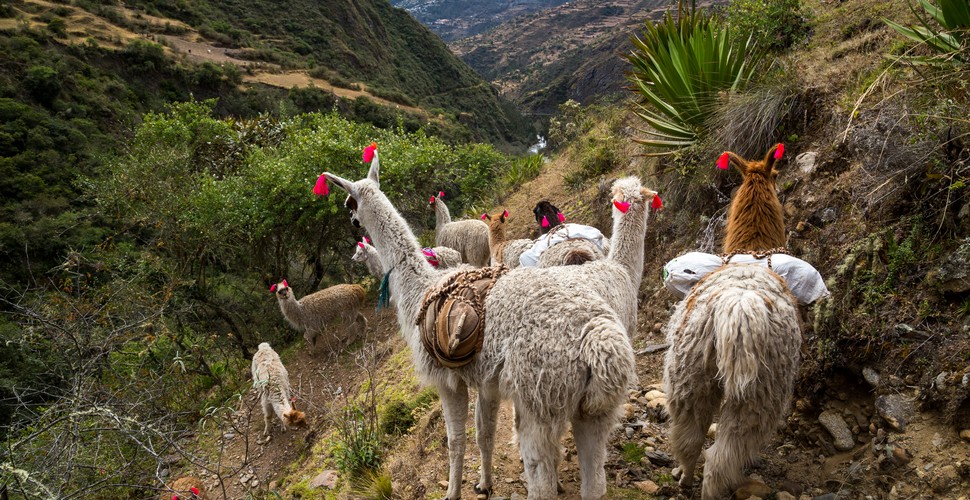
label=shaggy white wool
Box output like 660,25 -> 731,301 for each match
251,342 -> 304,436
352,240 -> 384,277
323,165 -> 655,500
662,264 -> 800,500
274,282 -> 367,347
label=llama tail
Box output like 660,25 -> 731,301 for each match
563,248 -> 595,266
579,314 -> 636,416
713,290 -> 774,401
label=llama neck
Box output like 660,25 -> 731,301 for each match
608,203 -> 648,289
723,180 -> 786,253
364,246 -> 384,276
433,200 -> 451,236
279,294 -> 305,329
366,192 -> 437,328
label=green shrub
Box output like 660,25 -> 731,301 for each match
25,65 -> 61,106
626,0 -> 765,153
334,405 -> 383,477
724,0 -> 812,52
885,0 -> 970,66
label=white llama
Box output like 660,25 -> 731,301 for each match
319,151 -> 657,499
271,279 -> 367,347
251,342 -> 307,436
353,238 -> 461,276
431,191 -> 491,267
663,145 -> 801,500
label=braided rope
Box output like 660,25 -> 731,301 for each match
719,247 -> 789,270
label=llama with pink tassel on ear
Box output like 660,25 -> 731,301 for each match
482,209 -> 533,268
430,190 -> 491,267
270,279 -> 367,348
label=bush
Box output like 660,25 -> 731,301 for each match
25,65 -> 61,106
334,405 -> 383,477
626,0 -> 765,153
724,0 -> 812,52
885,0 -> 970,66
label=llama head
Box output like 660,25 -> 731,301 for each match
721,144 -> 787,253
270,280 -> 291,300
319,145 -> 383,229
283,407 -> 308,429
532,200 -> 562,234
429,191 -> 445,206
352,241 -> 368,262
610,177 -> 659,215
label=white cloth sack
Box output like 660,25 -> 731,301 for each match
663,251 -> 830,305
519,223 -> 607,267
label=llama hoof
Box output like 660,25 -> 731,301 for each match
557,479 -> 565,494
473,483 -> 492,497
671,467 -> 682,480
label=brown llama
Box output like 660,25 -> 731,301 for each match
663,143 -> 801,500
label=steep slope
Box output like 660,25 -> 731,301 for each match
450,0 -> 670,115
121,0 -> 531,146
390,0 -> 572,41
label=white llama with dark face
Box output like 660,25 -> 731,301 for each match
317,145 -> 658,499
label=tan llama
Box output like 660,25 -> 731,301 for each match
251,342 -> 308,436
271,279 -> 367,347
159,475 -> 206,499
663,144 -> 802,500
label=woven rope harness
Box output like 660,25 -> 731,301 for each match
416,266 -> 509,368
719,247 -> 789,269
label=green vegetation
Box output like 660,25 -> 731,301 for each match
885,0 -> 970,66
627,0 -> 765,153
723,0 -> 813,52
620,442 -> 646,464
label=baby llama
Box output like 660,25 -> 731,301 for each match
317,147 -> 659,499
353,238 -> 462,276
159,476 -> 206,499
251,342 -> 307,436
431,191 -> 491,267
271,279 -> 367,347
482,210 -> 533,267
662,144 -> 801,500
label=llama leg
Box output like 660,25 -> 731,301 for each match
356,312 -> 367,338
516,406 -> 565,499
474,385 -> 500,495
261,394 -> 273,436
439,380 -> 469,500
666,367 -> 721,490
571,413 -> 613,500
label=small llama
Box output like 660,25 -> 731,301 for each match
271,279 -> 367,347
482,209 -> 533,267
430,191 -> 491,267
251,342 -> 307,436
159,475 -> 205,499
663,144 -> 801,500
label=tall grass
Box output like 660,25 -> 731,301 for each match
885,0 -> 970,66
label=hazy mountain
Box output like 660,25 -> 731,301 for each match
390,0 -> 573,41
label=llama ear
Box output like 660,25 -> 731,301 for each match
764,143 -> 784,170
190,486 -> 200,496
502,209 -> 509,219
366,152 -> 380,187
557,211 -> 565,223
323,173 -> 355,196
482,213 -> 490,221
541,215 -> 550,228
269,283 -> 277,292
313,174 -> 329,196
718,152 -> 747,174
364,236 -> 371,244
358,242 -> 364,248
363,142 -> 377,163
282,279 -> 288,288
438,191 -> 445,199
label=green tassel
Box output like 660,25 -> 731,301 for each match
377,270 -> 392,311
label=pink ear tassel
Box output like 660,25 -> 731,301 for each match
282,279 -> 288,288
363,142 -> 377,163
313,174 -> 329,196
429,196 -> 435,205
613,200 -> 631,213
481,213 -> 487,220
774,143 -> 784,160
190,487 -> 200,496
438,191 -> 444,198
358,242 -> 364,248
502,209 -> 509,219
173,495 -> 179,500
541,215 -> 549,228
557,212 -> 565,223
652,195 -> 663,210
364,236 -> 371,244
269,283 -> 277,292
291,395 -> 296,403
717,152 -> 729,170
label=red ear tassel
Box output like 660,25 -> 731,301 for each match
364,236 -> 371,244
613,200 -> 631,213
717,152 -> 729,170
438,191 -> 444,198
651,194 -> 663,210
557,212 -> 565,223
429,196 -> 435,205
282,279 -> 288,288
269,283 -> 277,292
774,143 -> 784,160
358,242 -> 364,248
541,215 -> 549,228
313,174 -> 329,196
172,495 -> 179,500
481,213 -> 487,220
291,395 -> 296,403
502,209 -> 509,219
363,142 -> 377,163
190,487 -> 200,496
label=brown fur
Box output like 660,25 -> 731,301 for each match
160,476 -> 206,499
484,210 -> 532,267
532,200 -> 562,235
722,144 -> 787,253
274,282 -> 367,347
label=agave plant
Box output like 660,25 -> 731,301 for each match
626,1 -> 764,153
885,0 -> 970,66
